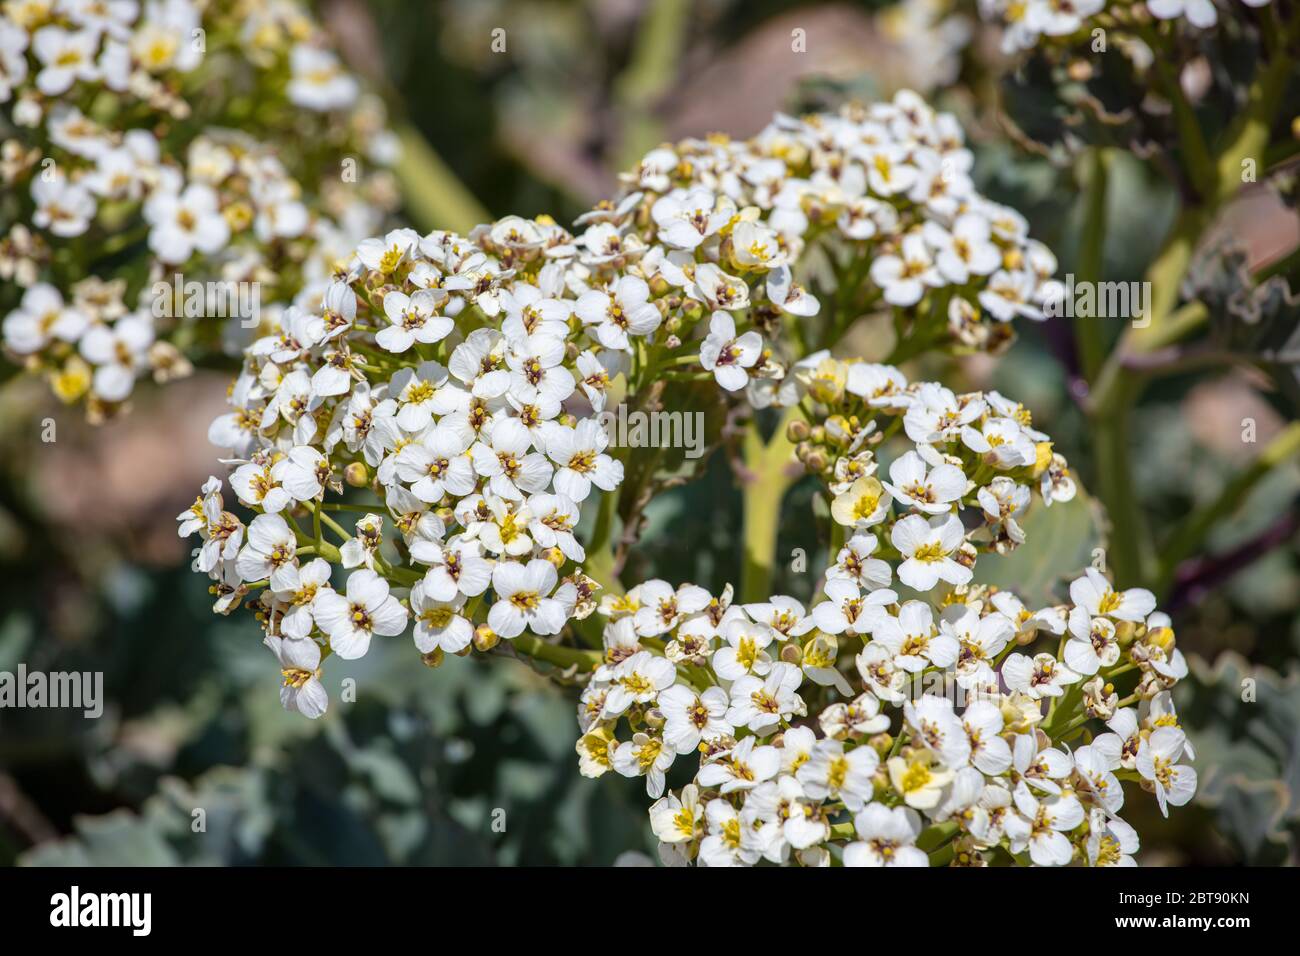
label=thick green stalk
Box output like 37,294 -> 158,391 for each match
1085,34 -> 1297,588
739,409 -> 800,603
1074,148 -> 1111,383
512,635 -> 602,671
393,123 -> 491,234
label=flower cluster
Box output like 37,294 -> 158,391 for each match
979,0 -> 1274,54
582,567 -> 1194,867
1,0 -> 398,416
180,220 -> 646,717
595,88 -> 1064,385
177,88 -> 1197,865
783,355 -> 1076,558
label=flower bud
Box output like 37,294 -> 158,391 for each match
780,642 -> 802,665
473,624 -> 499,652
421,648 -> 445,668
786,418 -> 811,443
344,462 -> 369,487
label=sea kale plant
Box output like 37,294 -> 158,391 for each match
0,0 -> 399,419
180,89 -> 1200,868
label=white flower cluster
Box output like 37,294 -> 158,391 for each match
979,0 -> 1273,54
786,354 -> 1076,557
596,88 -> 1066,388
180,221 -> 648,717
582,566 -> 1195,867
174,89 -> 1194,864
1,0 -> 397,413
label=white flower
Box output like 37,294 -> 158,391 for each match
869,233 -> 942,306
546,419 -> 623,503
265,635 -> 328,719
602,649 -> 676,717
1136,727 -> 1197,817
945,605 -> 1014,689
408,584 -> 473,654
699,797 -> 761,867
810,579 -> 896,636
144,183 -> 230,264
271,559 -> 332,640
32,25 -> 99,95
882,449 -> 966,515
961,417 -> 1037,468
2,283 -> 89,355
830,476 -> 892,529
649,785 -> 701,844
696,736 -> 780,794
507,333 -> 575,406
31,173 -> 96,237
1063,606 -> 1120,677
1086,809 -> 1139,867
692,262 -> 750,311
236,513 -> 299,591
797,738 -> 879,811
699,310 -> 763,392
726,661 -> 805,732
1001,652 -> 1080,700
874,601 -> 959,673
903,695 -> 971,767
962,700 -> 1013,776
1073,743 -> 1124,815
357,228 -> 419,275
413,537 -> 493,600
712,618 -> 775,680
651,186 -> 731,250
925,212 -> 1001,283
376,289 -> 452,353
1069,568 -> 1156,622
843,805 -> 927,867
658,684 -> 732,753
287,45 -> 358,111
888,749 -> 955,810
471,417 -> 553,500
1006,782 -> 1084,866
741,595 -> 807,639
79,314 -> 154,401
891,513 -> 971,591
487,558 -> 566,638
312,568 -> 409,659
394,426 -> 477,503
1146,0 -> 1217,29
765,264 -> 819,316
633,579 -> 712,637
903,384 -> 985,444
613,733 -> 676,798
526,492 -> 585,562
576,275 -> 661,350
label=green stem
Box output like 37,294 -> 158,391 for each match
393,123 -> 490,234
511,634 -> 602,671
739,409 -> 799,602
1074,148 -> 1111,383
